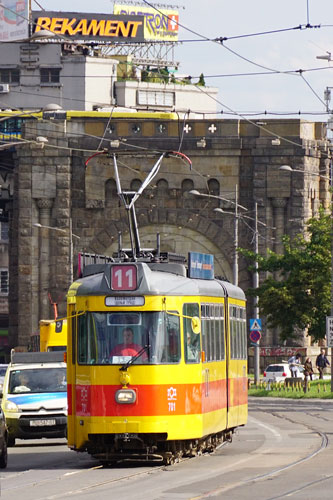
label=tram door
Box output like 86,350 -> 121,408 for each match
67,303 -> 77,447
228,304 -> 247,427
200,302 -> 228,434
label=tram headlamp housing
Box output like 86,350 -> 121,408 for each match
115,389 -> 136,404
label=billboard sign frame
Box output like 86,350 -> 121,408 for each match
31,11 -> 145,42
0,0 -> 29,42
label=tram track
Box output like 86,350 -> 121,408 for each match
190,403 -> 331,500
2,401 -> 332,500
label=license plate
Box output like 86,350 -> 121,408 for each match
116,433 -> 138,439
30,419 -> 56,427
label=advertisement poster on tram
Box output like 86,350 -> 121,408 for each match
0,0 -> 29,41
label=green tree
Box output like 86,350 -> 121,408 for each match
197,73 -> 205,86
240,209 -> 331,341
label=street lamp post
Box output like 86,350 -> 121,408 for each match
189,188 -> 265,382
189,186 -> 247,286
279,164 -> 333,391
215,202 -> 264,383
253,202 -> 260,384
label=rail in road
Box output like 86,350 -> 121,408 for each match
1,398 -> 333,499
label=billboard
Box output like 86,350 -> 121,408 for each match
0,0 -> 29,41
31,11 -> 145,42
113,3 -> 179,41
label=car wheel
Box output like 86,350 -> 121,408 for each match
7,435 -> 15,447
0,439 -> 7,468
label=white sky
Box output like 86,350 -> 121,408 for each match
35,0 -> 333,121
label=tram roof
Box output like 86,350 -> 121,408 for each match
71,262 -> 246,301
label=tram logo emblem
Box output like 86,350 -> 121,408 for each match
76,385 -> 91,416
167,387 -> 177,412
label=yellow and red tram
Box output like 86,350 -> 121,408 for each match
66,253 -> 247,464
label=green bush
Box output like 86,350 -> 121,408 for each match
249,379 -> 333,399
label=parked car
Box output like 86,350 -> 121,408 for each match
1,351 -> 67,447
263,363 -> 305,383
0,407 -> 8,468
0,364 -> 8,394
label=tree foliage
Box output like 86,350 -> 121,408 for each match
240,209 -> 331,341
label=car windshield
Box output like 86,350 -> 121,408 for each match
78,311 -> 181,365
8,368 -> 66,394
266,366 -> 285,372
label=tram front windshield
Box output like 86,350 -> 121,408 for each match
78,311 -> 181,365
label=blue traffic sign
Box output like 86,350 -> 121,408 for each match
250,318 -> 262,331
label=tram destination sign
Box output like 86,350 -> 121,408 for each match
31,11 -> 145,42
188,252 -> 214,280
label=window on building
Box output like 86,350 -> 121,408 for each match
0,222 -> 8,241
40,68 -> 60,84
0,68 -> 20,84
0,269 -> 8,295
137,90 -> 175,107
208,178 -> 220,195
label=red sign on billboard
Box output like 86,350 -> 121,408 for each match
111,265 -> 137,291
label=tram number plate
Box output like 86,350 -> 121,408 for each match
30,419 -> 56,427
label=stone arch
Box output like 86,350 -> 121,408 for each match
131,178 -> 142,191
157,178 -> 169,196
181,178 -> 194,193
88,212 -> 235,282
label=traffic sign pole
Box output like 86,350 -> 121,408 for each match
253,203 -> 260,385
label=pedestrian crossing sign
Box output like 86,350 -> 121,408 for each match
250,318 -> 262,331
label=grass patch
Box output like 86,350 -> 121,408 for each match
249,379 -> 333,399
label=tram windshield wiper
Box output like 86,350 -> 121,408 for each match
119,344 -> 151,371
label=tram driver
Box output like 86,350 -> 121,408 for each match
110,327 -> 147,360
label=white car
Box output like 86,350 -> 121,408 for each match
263,363 -> 305,383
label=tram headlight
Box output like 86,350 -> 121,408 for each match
115,389 -> 136,404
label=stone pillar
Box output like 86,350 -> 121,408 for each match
271,197 -> 288,255
36,198 -> 54,321
271,197 -> 288,345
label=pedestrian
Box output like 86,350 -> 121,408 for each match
303,357 -> 314,381
316,349 -> 330,379
288,352 -> 302,377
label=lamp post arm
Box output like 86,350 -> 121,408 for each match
189,190 -> 248,211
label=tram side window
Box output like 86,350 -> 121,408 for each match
78,313 -> 109,364
201,303 -> 225,362
78,313 -> 98,364
201,305 -> 207,358
164,313 -> 181,363
209,305 -> 215,361
240,308 -> 247,359
230,306 -> 236,359
230,306 -> 247,359
183,303 -> 200,363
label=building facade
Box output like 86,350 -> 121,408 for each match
5,114 -> 330,368
0,43 -> 218,116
